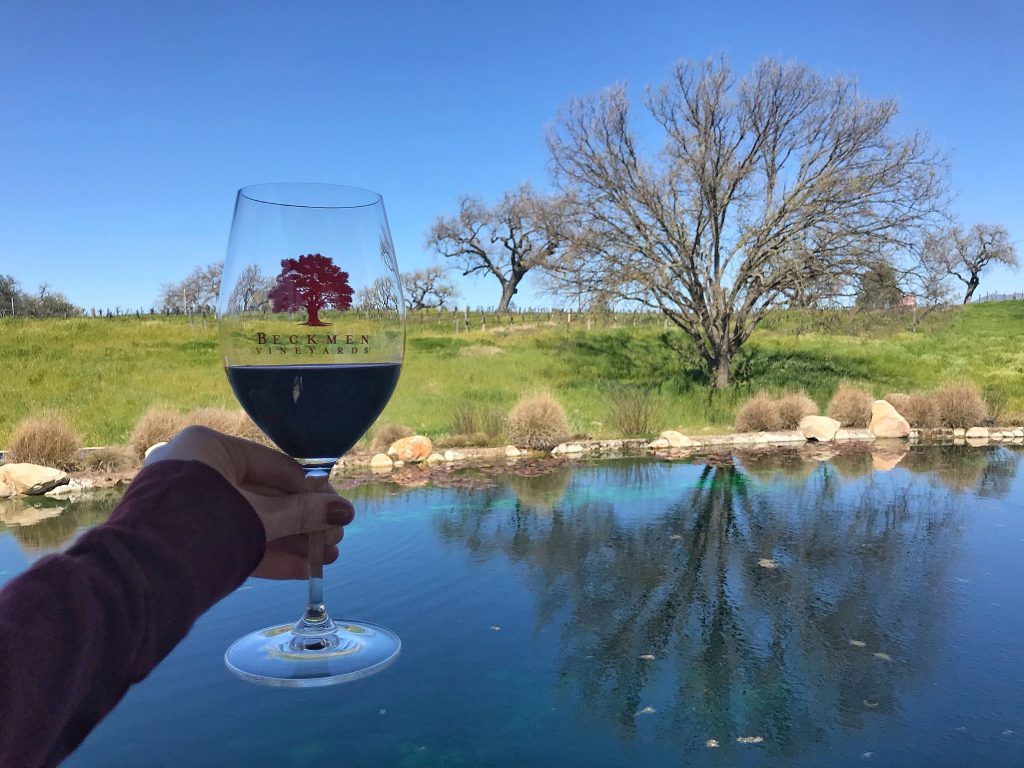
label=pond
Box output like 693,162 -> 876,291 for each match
2,445 -> 1024,767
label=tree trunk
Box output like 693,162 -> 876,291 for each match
962,275 -> 980,304
710,351 -> 732,389
306,304 -> 326,326
496,280 -> 519,312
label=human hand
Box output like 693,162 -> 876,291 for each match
144,425 -> 353,579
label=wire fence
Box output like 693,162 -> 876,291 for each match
972,292 -> 1024,303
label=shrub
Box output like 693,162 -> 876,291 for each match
776,391 -> 818,429
884,392 -> 911,415
935,381 -> 988,428
7,412 -> 83,470
901,393 -> 938,428
506,393 -> 571,450
607,386 -> 661,437
983,387 -> 1010,427
129,407 -> 186,458
371,423 -> 414,453
734,392 -> 781,432
82,445 -> 138,473
449,403 -> 505,442
185,407 -> 242,435
827,384 -> 873,427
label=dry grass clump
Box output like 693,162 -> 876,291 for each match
371,423 -> 414,453
182,407 -> 275,447
884,392 -> 911,414
935,380 -> 988,428
901,393 -> 938,428
129,407 -> 186,458
230,412 -> 277,447
776,391 -> 818,429
82,445 -> 139,473
449,403 -> 505,442
436,432 -> 494,449
506,393 -> 571,450
827,384 -> 873,427
185,407 -> 243,434
7,412 -> 83,470
734,392 -> 781,432
607,386 -> 661,437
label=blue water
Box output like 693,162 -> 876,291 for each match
2,446 -> 1024,766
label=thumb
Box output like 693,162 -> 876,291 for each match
243,490 -> 354,542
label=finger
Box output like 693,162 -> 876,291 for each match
222,434 -> 308,493
253,543 -> 340,580
244,490 -> 354,541
252,551 -> 307,580
267,528 -> 343,559
304,473 -> 334,493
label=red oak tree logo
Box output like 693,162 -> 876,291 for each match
268,253 -> 353,326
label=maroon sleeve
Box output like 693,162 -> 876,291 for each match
0,460 -> 266,768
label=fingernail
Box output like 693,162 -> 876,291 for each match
326,502 -> 351,525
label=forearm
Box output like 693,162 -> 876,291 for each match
0,460 -> 264,768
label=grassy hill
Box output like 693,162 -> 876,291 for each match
1,302 -> 1022,448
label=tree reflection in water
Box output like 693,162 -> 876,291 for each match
433,448 -> 1015,756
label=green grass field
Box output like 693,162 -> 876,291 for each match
1,302 -> 1022,448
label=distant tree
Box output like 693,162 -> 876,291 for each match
268,253 -> 354,326
427,184 -> 565,312
901,235 -> 955,315
401,266 -> 457,310
160,261 -> 223,313
548,57 -> 947,387
855,262 -> 904,310
925,224 -> 1019,304
0,277 -> 79,317
0,275 -> 18,317
356,276 -> 400,312
226,264 -> 274,313
34,284 -> 79,317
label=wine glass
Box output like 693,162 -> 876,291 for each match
217,183 -> 405,687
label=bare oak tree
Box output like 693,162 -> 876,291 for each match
548,58 -> 946,387
925,224 -> 1018,304
357,276 -> 400,312
402,266 -> 458,310
226,264 -> 274,313
160,261 -> 224,313
427,184 -> 564,312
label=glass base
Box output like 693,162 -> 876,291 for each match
224,620 -> 401,687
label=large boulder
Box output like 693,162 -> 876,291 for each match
799,415 -> 841,442
387,435 -> 433,463
0,464 -> 70,496
659,430 -> 694,448
869,400 -> 911,438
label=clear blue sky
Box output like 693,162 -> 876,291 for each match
2,0 -> 1022,310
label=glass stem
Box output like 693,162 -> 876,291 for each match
295,465 -> 336,636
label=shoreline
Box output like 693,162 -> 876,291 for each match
1,424 -> 1019,502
